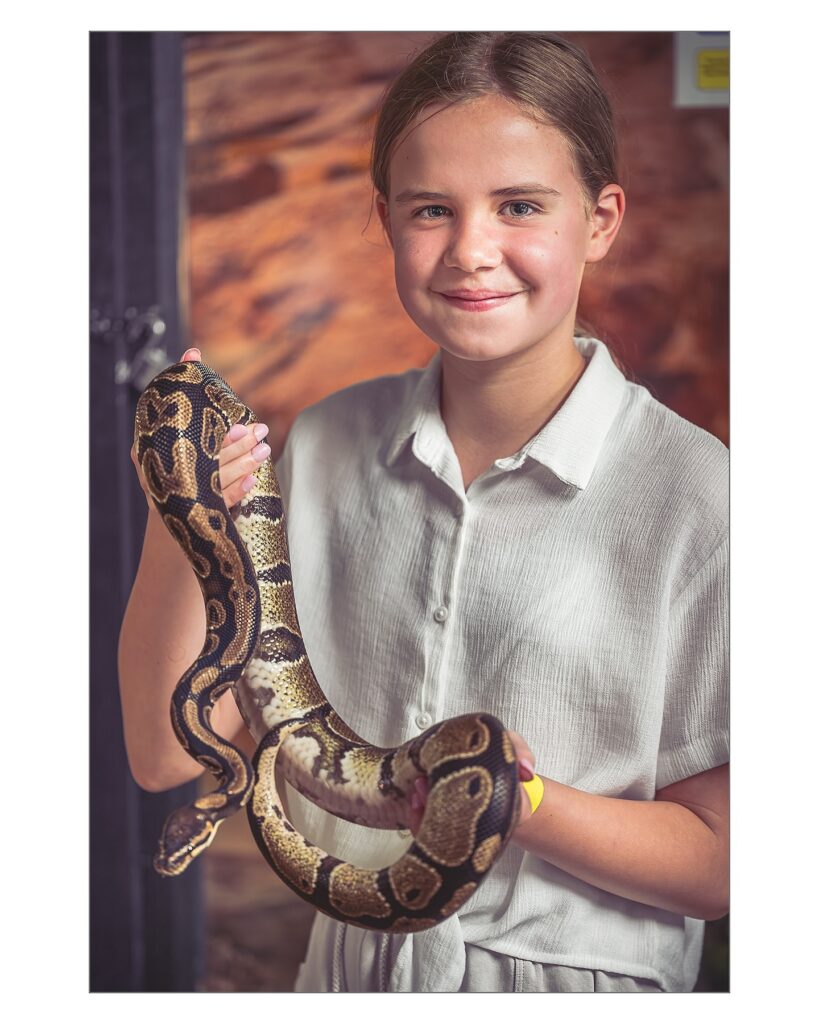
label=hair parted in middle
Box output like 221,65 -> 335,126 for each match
370,31 -> 621,219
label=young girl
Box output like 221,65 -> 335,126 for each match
119,32 -> 728,993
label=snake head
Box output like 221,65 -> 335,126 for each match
154,805 -> 220,877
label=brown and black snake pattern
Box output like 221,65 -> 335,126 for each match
134,360 -> 521,932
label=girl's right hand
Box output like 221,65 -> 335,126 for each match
130,347 -> 272,511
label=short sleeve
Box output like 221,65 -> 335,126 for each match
656,539 -> 729,790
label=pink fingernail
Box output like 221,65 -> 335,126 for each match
519,758 -> 535,781
253,424 -> 269,441
228,424 -> 248,442
241,475 -> 257,493
415,776 -> 429,799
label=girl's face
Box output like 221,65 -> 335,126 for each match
377,94 -> 623,364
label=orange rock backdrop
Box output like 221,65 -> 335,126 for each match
184,31 -> 728,455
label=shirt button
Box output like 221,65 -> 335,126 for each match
433,606 -> 448,623
415,712 -> 432,729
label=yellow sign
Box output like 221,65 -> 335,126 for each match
698,49 -> 729,91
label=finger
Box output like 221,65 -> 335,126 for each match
408,775 -> 428,834
220,422 -> 269,462
216,422 -> 271,509
220,473 -> 258,510
506,730 -> 535,780
219,437 -> 272,496
181,347 -> 201,362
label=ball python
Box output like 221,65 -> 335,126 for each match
133,358 -> 522,932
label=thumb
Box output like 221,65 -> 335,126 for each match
181,347 -> 201,362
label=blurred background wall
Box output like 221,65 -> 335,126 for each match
92,30 -> 728,993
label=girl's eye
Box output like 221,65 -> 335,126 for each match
414,205 -> 450,220
503,201 -> 539,218
412,202 -> 540,220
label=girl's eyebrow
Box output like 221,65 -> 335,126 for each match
393,183 -> 562,205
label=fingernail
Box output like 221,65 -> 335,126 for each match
228,424 -> 248,442
184,348 -> 201,360
253,423 -> 269,442
519,758 -> 535,781
251,442 -> 271,462
241,475 -> 257,493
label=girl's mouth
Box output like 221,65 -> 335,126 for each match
436,290 -> 520,312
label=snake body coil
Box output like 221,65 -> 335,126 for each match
134,360 -> 521,932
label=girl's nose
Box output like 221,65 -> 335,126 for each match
443,216 -> 502,272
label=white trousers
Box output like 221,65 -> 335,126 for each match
293,913 -> 663,993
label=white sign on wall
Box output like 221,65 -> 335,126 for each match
674,32 -> 729,108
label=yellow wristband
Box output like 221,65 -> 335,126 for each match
521,774 -> 544,815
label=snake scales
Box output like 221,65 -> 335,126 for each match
133,359 -> 521,932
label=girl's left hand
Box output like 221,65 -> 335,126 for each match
407,729 -> 538,833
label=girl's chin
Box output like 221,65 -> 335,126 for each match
412,310 -> 578,364
436,340 -> 528,363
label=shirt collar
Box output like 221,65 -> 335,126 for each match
384,337 -> 626,490
385,350 -> 444,468
523,336 -> 627,489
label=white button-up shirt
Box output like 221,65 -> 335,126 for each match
275,336 -> 728,992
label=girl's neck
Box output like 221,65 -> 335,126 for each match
439,333 -> 588,490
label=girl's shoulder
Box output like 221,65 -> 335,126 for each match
616,381 -> 728,564
622,380 -> 727,472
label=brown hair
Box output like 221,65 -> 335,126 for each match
370,31 -> 620,219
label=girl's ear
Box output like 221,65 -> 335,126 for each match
585,184 -> 626,264
376,193 -> 394,248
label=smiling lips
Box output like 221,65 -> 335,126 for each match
436,288 -> 521,312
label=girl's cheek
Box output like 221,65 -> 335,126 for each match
395,261 -> 421,297
395,242 -> 438,290
510,247 -> 572,291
